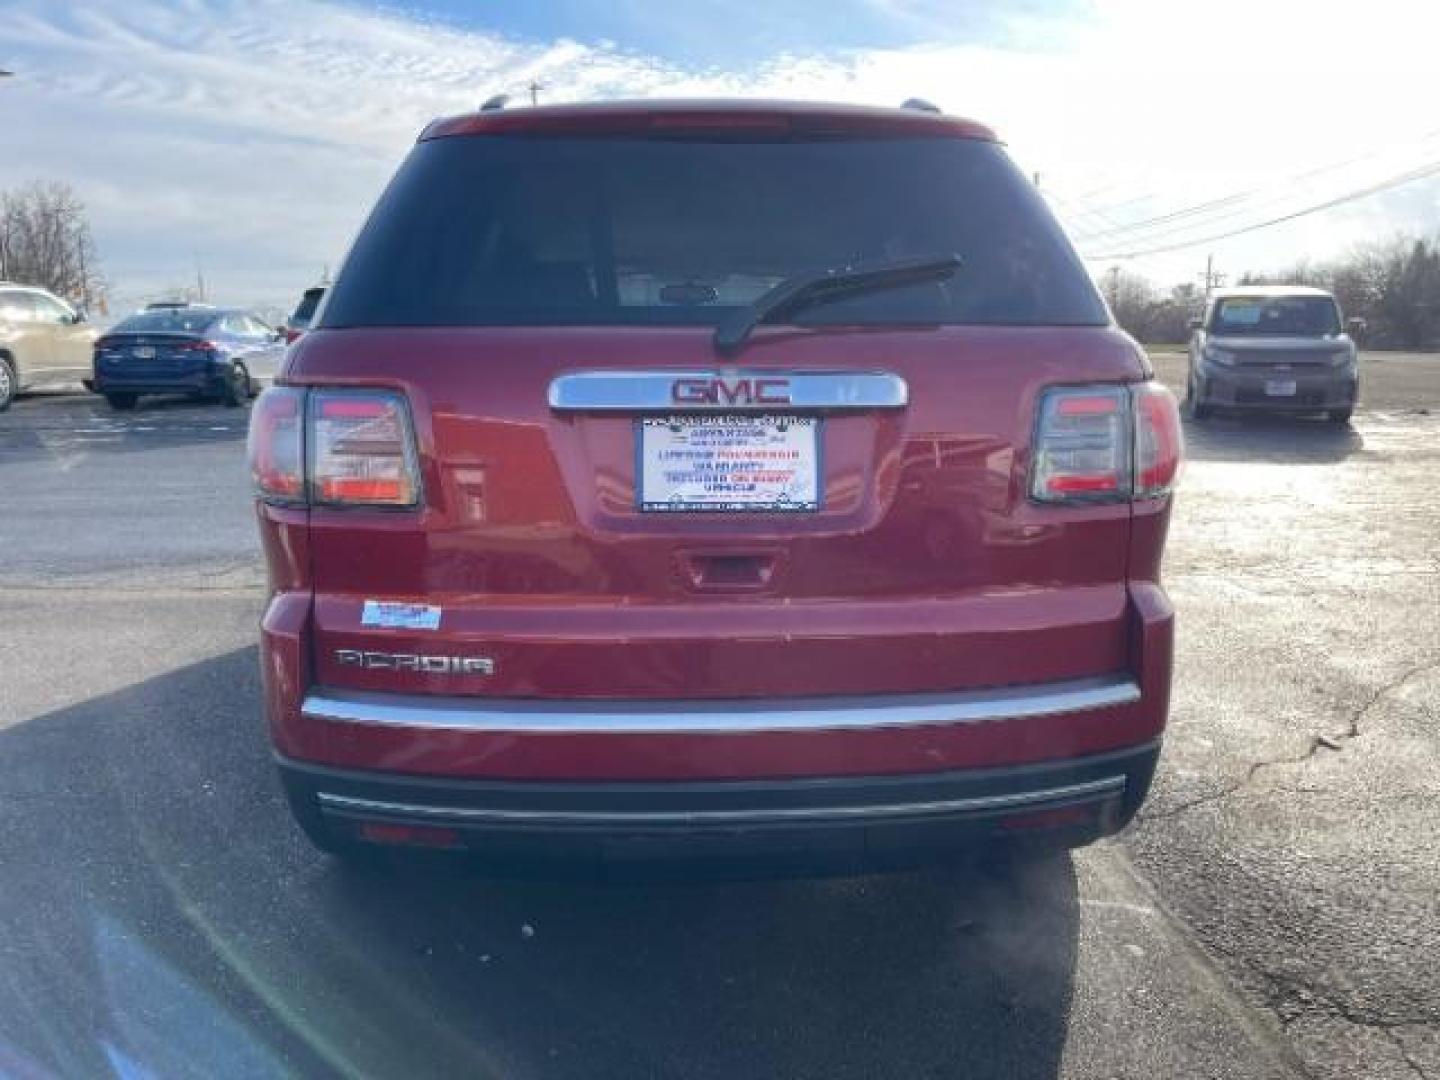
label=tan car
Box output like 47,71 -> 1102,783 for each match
0,283 -> 100,410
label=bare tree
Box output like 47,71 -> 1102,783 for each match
0,181 -> 105,310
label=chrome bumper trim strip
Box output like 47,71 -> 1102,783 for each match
301,674 -> 1141,735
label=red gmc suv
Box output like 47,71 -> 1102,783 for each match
247,99 -> 1181,869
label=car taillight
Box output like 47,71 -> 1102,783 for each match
1030,382 -> 1182,504
246,388 -> 422,508
247,387 -> 305,503
284,328 -> 302,344
310,390 -> 421,507
176,340 -> 218,352
1132,382 -> 1183,498
1031,385 -> 1130,501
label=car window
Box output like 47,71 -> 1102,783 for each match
244,315 -> 273,338
29,293 -> 74,325
1211,296 -> 1341,337
291,289 -> 324,326
111,310 -> 221,334
322,136 -> 1107,329
0,290 -> 37,323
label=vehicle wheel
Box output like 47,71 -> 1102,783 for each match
220,363 -> 249,408
1327,407 -> 1353,424
0,356 -> 15,412
1186,377 -> 1213,420
105,393 -> 139,411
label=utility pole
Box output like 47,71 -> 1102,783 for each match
1199,253 -> 1226,301
77,239 -> 89,312
527,79 -> 545,106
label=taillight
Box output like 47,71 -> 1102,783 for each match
1030,382 -> 1182,504
247,387 -> 305,503
1132,382 -> 1183,498
1031,385 -> 1130,502
310,390 -> 421,507
246,387 -> 422,508
284,328 -> 302,344
175,340 -> 218,352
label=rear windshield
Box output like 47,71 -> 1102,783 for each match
322,135 -> 1106,329
112,310 -> 220,334
1211,296 -> 1341,337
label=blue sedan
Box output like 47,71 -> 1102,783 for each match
92,305 -> 286,410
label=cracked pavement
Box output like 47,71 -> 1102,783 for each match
2,356 -> 1438,1078
1133,352 -> 1440,1080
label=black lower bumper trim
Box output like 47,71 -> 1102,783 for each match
278,742 -> 1160,865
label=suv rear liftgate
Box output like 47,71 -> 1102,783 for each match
248,101 -> 1180,863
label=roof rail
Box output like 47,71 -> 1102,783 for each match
480,93 -> 510,112
900,98 -> 941,114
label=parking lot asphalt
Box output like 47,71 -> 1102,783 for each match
1,354 -> 1437,1079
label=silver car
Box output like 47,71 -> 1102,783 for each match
0,283 -> 100,410
1187,286 -> 1361,424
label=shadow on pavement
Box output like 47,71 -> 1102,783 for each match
0,649 -> 1080,1079
1181,413 -> 1364,464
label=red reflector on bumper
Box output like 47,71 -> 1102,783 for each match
358,822 -> 462,848
997,803 -> 1100,831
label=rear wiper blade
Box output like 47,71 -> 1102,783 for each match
714,253 -> 962,355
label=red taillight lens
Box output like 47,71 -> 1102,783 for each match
246,387 -> 305,502
310,390 -> 421,507
1133,382 -> 1183,498
1031,385 -> 1130,503
175,340 -> 217,352
284,328 -> 302,344
1030,382 -> 1183,504
247,388 -> 422,508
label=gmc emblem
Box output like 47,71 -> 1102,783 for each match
671,377 -> 792,407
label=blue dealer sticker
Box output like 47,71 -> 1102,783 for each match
361,601 -> 443,631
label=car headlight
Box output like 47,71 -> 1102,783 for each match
1203,346 -> 1236,366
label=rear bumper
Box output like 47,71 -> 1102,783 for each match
279,740 -> 1160,866
260,582 -> 1174,782
262,576 -> 1172,863
93,369 -> 227,396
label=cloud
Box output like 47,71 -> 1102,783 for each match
1,0 -> 1436,308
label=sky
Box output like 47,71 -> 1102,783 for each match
2,0 -> 1438,313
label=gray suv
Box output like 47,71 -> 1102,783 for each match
1187,286 -> 1360,424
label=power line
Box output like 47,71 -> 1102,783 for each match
1067,124 -> 1440,247
1083,157 -> 1440,260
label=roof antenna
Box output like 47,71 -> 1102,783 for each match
480,93 -> 509,112
901,98 -> 941,113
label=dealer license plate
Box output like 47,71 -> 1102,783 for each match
638,415 -> 820,512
